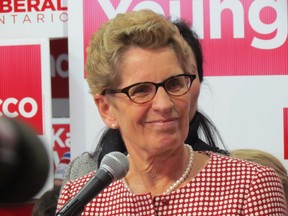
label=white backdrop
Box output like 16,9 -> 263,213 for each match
199,76 -> 288,159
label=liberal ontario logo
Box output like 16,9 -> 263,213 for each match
0,0 -> 68,24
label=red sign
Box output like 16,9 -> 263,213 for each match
284,108 -> 288,159
0,44 -> 43,134
50,38 -> 69,99
52,121 -> 70,169
83,0 -> 287,77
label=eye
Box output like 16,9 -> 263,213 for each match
129,83 -> 153,97
166,77 -> 185,92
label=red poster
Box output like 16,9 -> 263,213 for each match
284,108 -> 288,159
52,120 -> 70,169
0,44 -> 43,134
50,38 -> 69,99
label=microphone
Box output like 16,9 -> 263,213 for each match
56,151 -> 129,216
0,117 -> 49,204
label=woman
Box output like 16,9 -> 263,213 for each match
57,10 -> 286,215
62,19 -> 229,187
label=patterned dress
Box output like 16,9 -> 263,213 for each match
57,152 -> 287,215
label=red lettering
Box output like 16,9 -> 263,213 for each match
0,0 -> 67,13
27,0 -> 40,12
0,0 -> 12,13
57,0 -> 67,11
14,0 -> 25,12
41,0 -> 56,11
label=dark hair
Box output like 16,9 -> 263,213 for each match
92,19 -> 228,166
31,185 -> 61,216
173,19 -> 204,82
173,19 -> 225,149
188,111 -> 226,151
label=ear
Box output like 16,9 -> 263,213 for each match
93,94 -> 116,128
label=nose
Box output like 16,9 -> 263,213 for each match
151,87 -> 173,112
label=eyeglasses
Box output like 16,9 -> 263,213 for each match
102,74 -> 196,104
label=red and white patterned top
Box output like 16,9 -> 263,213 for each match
57,152 -> 287,215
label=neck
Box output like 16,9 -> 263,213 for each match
123,144 -> 194,196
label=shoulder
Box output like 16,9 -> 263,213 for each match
62,171 -> 96,195
62,152 -> 98,186
202,151 -> 280,178
200,151 -> 285,194
192,152 -> 287,215
57,171 -> 96,211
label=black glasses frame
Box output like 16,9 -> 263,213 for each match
103,74 -> 197,104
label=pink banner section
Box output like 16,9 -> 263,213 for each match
0,44 -> 43,134
83,0 -> 288,77
284,108 -> 288,159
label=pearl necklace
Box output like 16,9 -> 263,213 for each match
122,144 -> 194,195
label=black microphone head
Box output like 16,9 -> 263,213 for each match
0,117 -> 50,204
99,152 -> 129,180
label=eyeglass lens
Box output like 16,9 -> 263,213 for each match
128,75 -> 191,103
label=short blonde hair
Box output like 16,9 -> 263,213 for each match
86,9 -> 193,95
231,149 -> 288,208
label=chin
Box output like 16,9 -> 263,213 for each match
154,135 -> 181,147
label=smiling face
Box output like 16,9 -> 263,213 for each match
95,46 -> 200,156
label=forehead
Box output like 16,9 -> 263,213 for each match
118,46 -> 185,85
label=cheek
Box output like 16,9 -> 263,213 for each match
113,101 -> 148,129
189,81 -> 200,121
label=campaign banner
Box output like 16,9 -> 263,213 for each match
0,39 -> 51,135
0,38 -> 54,196
52,118 -> 70,169
50,38 -> 69,117
0,0 -> 68,38
50,38 -> 69,99
285,108 -> 288,159
82,0 -> 288,77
